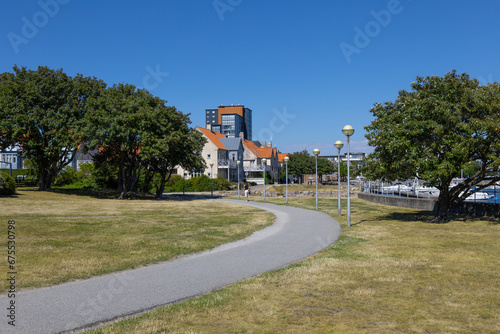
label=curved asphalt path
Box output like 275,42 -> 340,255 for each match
0,199 -> 341,334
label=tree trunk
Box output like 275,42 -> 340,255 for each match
117,166 -> 124,194
435,187 -> 450,221
155,173 -> 167,198
142,168 -> 154,193
118,165 -> 140,199
38,166 -> 53,191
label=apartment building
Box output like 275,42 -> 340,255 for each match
205,105 -> 252,140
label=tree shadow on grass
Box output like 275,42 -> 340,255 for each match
48,187 -> 124,199
0,193 -> 22,199
356,210 -> 499,225
161,194 -> 224,201
46,188 -> 225,201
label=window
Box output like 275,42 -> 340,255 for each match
207,154 -> 211,159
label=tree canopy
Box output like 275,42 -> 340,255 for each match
317,157 -> 335,180
287,150 -> 314,183
364,70 -> 500,219
0,66 -> 206,197
287,150 -> 339,183
85,83 -> 206,198
0,65 -> 105,190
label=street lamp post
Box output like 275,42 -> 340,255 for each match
334,140 -> 344,216
313,148 -> 320,209
183,172 -> 187,195
237,160 -> 241,200
342,125 -> 355,227
210,163 -> 214,197
284,156 -> 289,204
262,158 -> 267,201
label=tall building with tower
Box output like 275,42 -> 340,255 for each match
205,105 -> 252,140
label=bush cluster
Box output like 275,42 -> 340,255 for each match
53,164 -> 97,189
0,172 -> 16,195
50,164 -> 233,195
164,175 -> 232,192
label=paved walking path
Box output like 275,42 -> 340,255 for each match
1,199 -> 341,334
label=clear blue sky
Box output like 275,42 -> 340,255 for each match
2,0 -> 500,155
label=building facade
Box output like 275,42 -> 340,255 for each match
205,105 -> 252,140
175,127 -> 244,182
0,145 -> 93,172
0,145 -> 23,171
241,139 -> 281,184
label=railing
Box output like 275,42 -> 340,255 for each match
218,160 -> 237,168
246,177 -> 265,185
243,164 -> 265,171
218,160 -> 272,172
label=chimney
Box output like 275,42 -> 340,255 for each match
239,132 -> 244,139
207,123 -> 212,131
262,141 -> 266,147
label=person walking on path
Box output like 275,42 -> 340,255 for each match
244,181 -> 251,201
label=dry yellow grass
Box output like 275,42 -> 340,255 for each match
267,183 -> 341,193
1,189 -> 238,217
0,190 -> 274,292
88,197 -> 500,334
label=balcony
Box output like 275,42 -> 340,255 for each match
218,160 -> 238,169
242,164 -> 266,172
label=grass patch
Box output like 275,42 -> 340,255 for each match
0,190 -> 274,291
88,197 -> 500,334
267,184 -> 341,192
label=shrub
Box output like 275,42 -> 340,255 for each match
191,175 -> 211,191
52,164 -> 99,189
164,175 -> 184,192
53,166 -> 81,186
91,159 -> 118,189
78,162 -> 94,179
164,175 -> 232,192
214,177 -> 231,190
0,172 -> 16,195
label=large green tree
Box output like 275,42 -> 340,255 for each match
364,71 -> 500,219
85,83 -> 205,199
85,84 -> 149,198
141,116 -> 206,198
287,150 -> 314,184
0,66 -> 105,190
317,157 -> 335,182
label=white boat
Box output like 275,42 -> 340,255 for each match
379,184 -> 493,201
380,184 -> 412,194
461,191 -> 494,201
414,185 -> 440,197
